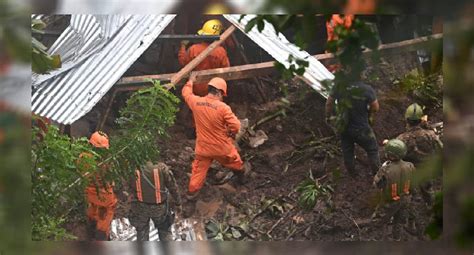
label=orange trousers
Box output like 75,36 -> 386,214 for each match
85,186 -> 117,236
188,146 -> 244,193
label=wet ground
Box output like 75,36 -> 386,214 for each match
68,52 -> 443,241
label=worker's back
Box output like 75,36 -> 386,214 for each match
331,81 -> 377,131
179,42 -> 230,70
193,96 -> 236,156
181,81 -> 240,157
375,160 -> 415,201
397,126 -> 442,165
131,162 -> 179,205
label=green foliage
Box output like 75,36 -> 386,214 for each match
205,218 -> 247,241
259,196 -> 292,218
242,15 -> 310,78
323,17 -> 380,133
394,70 -> 443,109
296,171 -> 333,211
31,80 -> 180,240
274,55 -> 309,80
33,215 -> 77,241
0,110 -> 32,253
31,19 -> 62,74
456,196 -> 474,246
425,191 -> 443,240
32,123 -> 95,240
105,79 -> 180,183
0,1 -> 30,63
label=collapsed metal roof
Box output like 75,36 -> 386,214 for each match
32,14 -> 332,125
224,14 -> 334,98
32,14 -> 175,124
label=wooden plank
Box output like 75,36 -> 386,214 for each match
167,25 -> 236,89
115,33 -> 443,91
116,61 -> 277,91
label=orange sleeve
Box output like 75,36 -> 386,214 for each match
345,15 -> 354,28
178,45 -> 191,66
220,48 -> 230,68
221,105 -> 240,134
326,20 -> 334,41
181,80 -> 198,110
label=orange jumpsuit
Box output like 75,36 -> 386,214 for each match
326,14 -> 355,73
343,0 -> 376,14
79,153 -> 117,238
178,43 -> 230,96
326,14 -> 355,42
181,81 -> 243,193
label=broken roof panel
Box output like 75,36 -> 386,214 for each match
224,14 -> 334,98
32,14 -> 175,125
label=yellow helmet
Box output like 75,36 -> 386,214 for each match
198,19 -> 223,35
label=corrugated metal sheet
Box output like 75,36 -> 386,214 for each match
32,15 -> 175,124
224,14 -> 334,98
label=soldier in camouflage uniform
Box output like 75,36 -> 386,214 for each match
373,139 -> 416,241
129,161 -> 182,241
397,103 -> 443,164
397,103 -> 443,205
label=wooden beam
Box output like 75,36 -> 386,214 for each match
166,25 -> 236,89
116,61 -> 278,90
115,33 -> 443,91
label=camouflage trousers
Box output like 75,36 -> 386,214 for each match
129,201 -> 174,241
373,196 -> 415,240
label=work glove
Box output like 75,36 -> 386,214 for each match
181,40 -> 190,47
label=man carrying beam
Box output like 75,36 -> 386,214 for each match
178,19 -> 232,139
178,19 -> 230,97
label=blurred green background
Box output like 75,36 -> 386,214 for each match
1,0 -> 474,254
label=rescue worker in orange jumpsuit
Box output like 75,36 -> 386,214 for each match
326,14 -> 355,73
326,14 -> 355,42
79,131 -> 117,241
178,19 -> 230,97
181,76 -> 251,201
